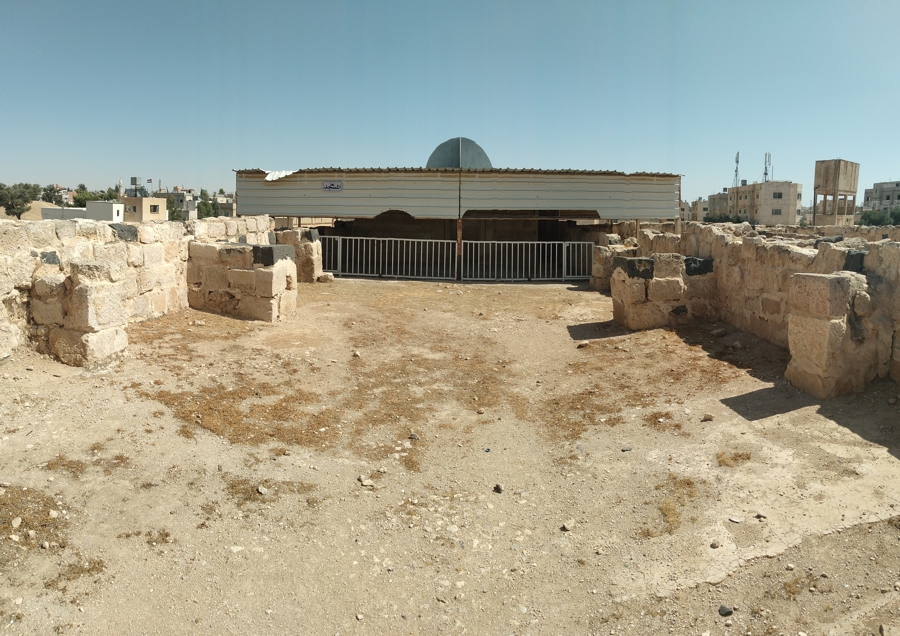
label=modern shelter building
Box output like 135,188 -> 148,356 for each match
235,138 -> 680,281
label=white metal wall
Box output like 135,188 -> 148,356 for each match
237,170 -> 680,221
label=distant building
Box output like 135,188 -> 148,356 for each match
680,200 -> 691,222
42,201 -> 124,222
707,190 -> 729,218
812,159 -> 859,226
726,180 -> 803,225
862,181 -> 900,211
121,196 -> 167,222
690,198 -> 708,221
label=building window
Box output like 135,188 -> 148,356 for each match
702,207 -> 708,212
131,206 -> 137,212
772,209 -> 782,215
756,193 -> 759,199
797,193 -> 802,200
887,195 -> 892,200
150,205 -> 159,213
773,192 -> 783,199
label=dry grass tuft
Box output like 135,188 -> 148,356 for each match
717,451 -> 752,467
638,474 -> 699,538
0,485 -> 68,568
643,410 -> 682,432
45,455 -> 88,478
223,475 -> 314,509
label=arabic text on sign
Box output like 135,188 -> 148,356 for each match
322,181 -> 343,192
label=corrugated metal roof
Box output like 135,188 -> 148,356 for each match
234,167 -> 680,180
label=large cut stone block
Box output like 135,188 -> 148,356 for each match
610,271 -> 646,305
296,241 -> 323,283
238,295 -> 277,322
612,256 -> 654,279
219,245 -> 254,269
71,260 -> 126,284
623,300 -> 668,331
255,266 -> 287,298
0,324 -> 19,360
189,241 -> 221,263
651,253 -> 685,279
142,242 -> 165,266
790,273 -> 851,318
252,245 -> 295,267
227,268 -> 257,294
32,299 -> 64,326
787,313 -> 846,372
33,273 -> 66,299
64,281 -> 128,332
49,327 -> 127,367
647,278 -> 686,303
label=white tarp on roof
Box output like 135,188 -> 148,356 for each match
264,170 -> 298,181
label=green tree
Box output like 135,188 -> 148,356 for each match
200,189 -> 209,202
72,188 -> 99,207
166,195 -> 184,221
0,183 -> 42,219
77,183 -> 87,191
41,184 -> 64,206
857,208 -> 900,226
218,188 -> 225,195
212,199 -> 221,217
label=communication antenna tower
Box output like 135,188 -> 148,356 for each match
763,153 -> 772,182
733,152 -> 740,188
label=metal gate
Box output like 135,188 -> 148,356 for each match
321,237 -> 592,282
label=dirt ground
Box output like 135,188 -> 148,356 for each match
3,278 -> 900,635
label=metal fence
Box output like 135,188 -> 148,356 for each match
321,237 -> 593,282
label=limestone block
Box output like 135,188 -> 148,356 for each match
9,251 -> 39,289
143,242 -> 165,266
52,220 -> 77,240
168,285 -> 188,311
590,275 -> 610,291
790,274 -> 851,319
0,223 -> 27,255
279,286 -> 298,317
205,289 -> 241,315
255,266 -> 287,298
186,261 -> 204,286
93,242 -> 127,266
137,263 -> 177,294
26,221 -> 59,248
163,240 -> 180,262
189,241 -> 221,263
164,222 -> 185,241
788,313 -> 846,372
235,219 -> 248,235
684,273 -> 716,301
49,327 -> 127,367
610,271 -> 646,305
0,323 -> 19,359
225,220 -> 238,236
207,222 -> 226,239
71,260 -> 126,284
198,264 -> 228,291
244,216 -> 258,232
744,265 -> 764,292
296,242 -> 323,283
188,221 -> 208,240
124,242 -> 142,267
58,238 -> 94,263
178,236 -> 191,262
647,278 -> 685,302
121,267 -> 139,299
74,219 -> 101,239
238,295 -> 278,322
32,299 -> 64,326
129,293 -> 151,321
760,295 -> 784,318
219,245 -> 254,269
138,224 -> 157,244
34,273 -> 66,298
187,288 -> 206,310
146,288 -> 168,316
652,254 -> 684,278
64,281 -> 128,332
623,300 -> 668,331
227,268 -> 257,294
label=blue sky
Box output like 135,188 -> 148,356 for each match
1,0 -> 897,202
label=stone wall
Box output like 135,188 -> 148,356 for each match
608,222 -> 900,398
0,215 -> 274,365
274,229 -> 325,283
610,254 -> 716,330
186,243 -> 297,322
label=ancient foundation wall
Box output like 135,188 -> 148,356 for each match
609,223 -> 900,398
186,243 -> 297,322
0,215 -> 273,365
